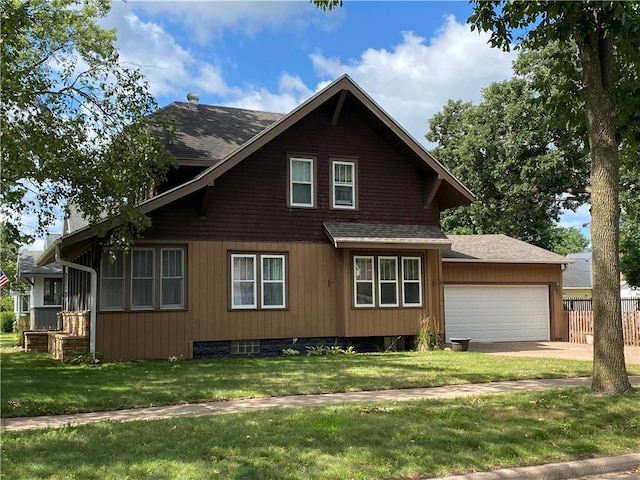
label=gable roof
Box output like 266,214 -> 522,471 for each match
46,74 -> 475,253
443,234 -> 571,265
563,252 -> 592,288
156,103 -> 283,166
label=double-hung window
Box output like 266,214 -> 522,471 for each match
100,250 -> 125,310
353,255 -> 423,308
332,160 -> 356,209
161,248 -> 184,309
132,248 -> 154,309
231,254 -> 257,309
354,256 -> 375,307
378,257 -> 399,307
231,253 -> 287,310
99,247 -> 185,311
261,255 -> 285,308
402,257 -> 422,306
289,157 -> 314,207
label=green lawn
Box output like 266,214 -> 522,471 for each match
2,388 -> 638,480
2,332 -> 629,418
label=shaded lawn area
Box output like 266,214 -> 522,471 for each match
2,388 -> 639,480
0,332 -> 618,418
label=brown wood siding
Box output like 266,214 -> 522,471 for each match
97,240 -> 341,361
143,104 -> 439,243
442,262 -> 565,341
343,249 -> 444,338
95,240 -> 446,361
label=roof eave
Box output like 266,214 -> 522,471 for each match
442,258 -> 573,265
329,239 -> 452,250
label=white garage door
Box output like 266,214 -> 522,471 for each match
444,285 -> 550,342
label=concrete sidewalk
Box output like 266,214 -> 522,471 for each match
3,376 -> 639,432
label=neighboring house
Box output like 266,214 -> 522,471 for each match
15,235 -> 63,330
37,75 -> 570,361
562,252 -> 592,298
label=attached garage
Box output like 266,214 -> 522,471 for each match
444,285 -> 550,342
442,235 -> 572,342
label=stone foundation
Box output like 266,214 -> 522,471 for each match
48,333 -> 90,363
24,331 -> 50,352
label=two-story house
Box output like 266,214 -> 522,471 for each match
37,75 -> 569,361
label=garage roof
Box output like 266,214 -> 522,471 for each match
443,234 -> 572,264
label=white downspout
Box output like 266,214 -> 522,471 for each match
55,243 -> 98,356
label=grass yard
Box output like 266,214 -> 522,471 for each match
2,332 -> 627,418
2,388 -> 639,480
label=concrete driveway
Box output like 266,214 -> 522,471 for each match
469,341 -> 640,365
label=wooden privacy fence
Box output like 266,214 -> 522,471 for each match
564,298 -> 640,346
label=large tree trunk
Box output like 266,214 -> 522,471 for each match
576,23 -> 632,394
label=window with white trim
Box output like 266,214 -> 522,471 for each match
231,253 -> 288,310
402,257 -> 422,306
290,157 -> 314,207
261,255 -> 285,308
231,254 -> 257,309
332,160 -> 356,209
132,248 -> 154,309
100,250 -> 125,310
353,255 -> 423,308
161,248 -> 184,309
378,257 -> 399,307
354,256 -> 375,307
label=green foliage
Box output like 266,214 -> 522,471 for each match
0,0 -> 175,248
281,348 -> 300,357
1,311 -> 16,333
0,295 -> 14,312
547,227 -> 589,256
468,0 -> 640,394
427,69 -> 587,250
3,389 -> 640,480
620,147 -> 640,287
1,334 -> 625,418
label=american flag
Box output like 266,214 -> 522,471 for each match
0,268 -> 9,289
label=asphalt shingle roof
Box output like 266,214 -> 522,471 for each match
443,234 -> 571,264
563,252 -> 592,288
18,251 -> 62,277
157,102 -> 284,162
324,222 -> 451,248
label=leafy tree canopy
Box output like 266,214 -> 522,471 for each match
468,0 -> 639,394
1,0 -> 174,249
426,50 -> 588,253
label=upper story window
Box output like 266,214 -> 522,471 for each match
289,156 -> 315,208
332,160 -> 356,209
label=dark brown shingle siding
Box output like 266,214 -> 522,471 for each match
145,104 -> 439,242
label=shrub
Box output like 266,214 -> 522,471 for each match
415,315 -> 441,351
281,348 -> 300,356
1,311 -> 16,333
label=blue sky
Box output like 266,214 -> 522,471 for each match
25,1 -> 590,248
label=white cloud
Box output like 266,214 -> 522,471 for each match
226,73 -> 314,113
310,16 -> 516,145
124,1 -> 343,43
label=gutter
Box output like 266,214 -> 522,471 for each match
54,243 -> 98,357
